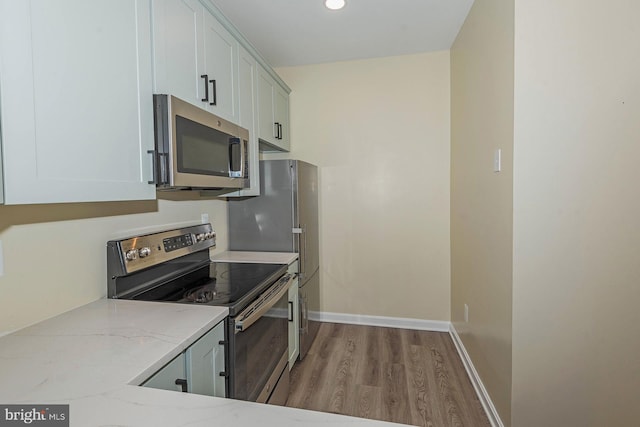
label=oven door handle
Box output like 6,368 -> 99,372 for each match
234,274 -> 294,333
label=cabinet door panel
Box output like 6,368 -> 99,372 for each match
227,45 -> 259,197
257,68 -> 276,145
152,0 -> 203,105
274,86 -> 291,151
0,0 -> 155,204
288,275 -> 300,369
256,64 -> 290,152
203,10 -> 237,122
186,321 -> 226,397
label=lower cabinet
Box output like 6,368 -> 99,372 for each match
142,321 -> 226,397
287,261 -> 300,370
186,320 -> 226,397
142,352 -> 187,392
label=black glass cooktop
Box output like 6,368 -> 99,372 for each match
131,262 -> 287,316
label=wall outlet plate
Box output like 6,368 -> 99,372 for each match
464,303 -> 469,322
493,149 -> 502,172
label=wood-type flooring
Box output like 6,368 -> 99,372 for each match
286,322 -> 491,427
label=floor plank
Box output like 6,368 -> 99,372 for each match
287,322 -> 491,427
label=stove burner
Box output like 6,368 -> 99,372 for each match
184,284 -> 233,304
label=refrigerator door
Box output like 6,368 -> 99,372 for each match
294,160 -> 319,286
228,160 -> 295,252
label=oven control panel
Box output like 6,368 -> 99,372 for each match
163,233 -> 194,252
108,223 -> 216,275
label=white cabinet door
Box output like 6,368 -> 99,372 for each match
257,64 -> 290,152
226,45 -> 260,197
143,353 -> 187,392
257,66 -> 277,146
152,0 -> 204,106
274,85 -> 291,152
0,0 -> 155,204
288,261 -> 300,369
186,321 -> 226,397
152,0 -> 237,123
202,10 -> 238,123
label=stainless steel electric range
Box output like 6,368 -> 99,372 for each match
106,223 -> 292,405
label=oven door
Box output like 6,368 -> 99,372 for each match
227,274 -> 293,403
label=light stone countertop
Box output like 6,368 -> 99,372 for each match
0,298 -> 403,426
212,251 -> 299,265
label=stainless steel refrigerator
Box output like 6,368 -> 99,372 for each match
227,159 -> 320,360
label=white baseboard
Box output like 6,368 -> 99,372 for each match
449,324 -> 504,427
312,311 -> 450,332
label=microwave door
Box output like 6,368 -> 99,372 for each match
172,116 -> 243,189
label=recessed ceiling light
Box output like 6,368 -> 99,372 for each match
325,0 -> 346,11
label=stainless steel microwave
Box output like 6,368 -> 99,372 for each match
152,95 -> 249,191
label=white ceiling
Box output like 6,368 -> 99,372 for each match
210,0 -> 475,68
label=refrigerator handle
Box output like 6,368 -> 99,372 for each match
299,292 -> 309,334
292,226 -> 305,280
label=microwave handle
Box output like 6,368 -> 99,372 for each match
227,137 -> 247,178
159,152 -> 169,185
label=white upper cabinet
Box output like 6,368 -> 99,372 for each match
226,45 -> 260,197
274,84 -> 291,151
0,0 -> 156,204
257,64 -> 290,152
152,0 -> 238,123
151,0 -> 202,107
202,11 -> 238,122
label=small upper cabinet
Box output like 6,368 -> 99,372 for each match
257,65 -> 291,152
151,0 -> 201,107
152,0 -> 238,124
202,10 -> 238,122
0,0 -> 156,204
226,45 -> 260,197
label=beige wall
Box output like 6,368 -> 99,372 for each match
273,52 -> 451,321
450,0 -> 514,424
0,195 -> 228,334
512,0 -> 640,425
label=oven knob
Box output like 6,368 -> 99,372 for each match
125,249 -> 138,261
205,232 -> 213,239
139,247 -> 151,258
196,233 -> 205,242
